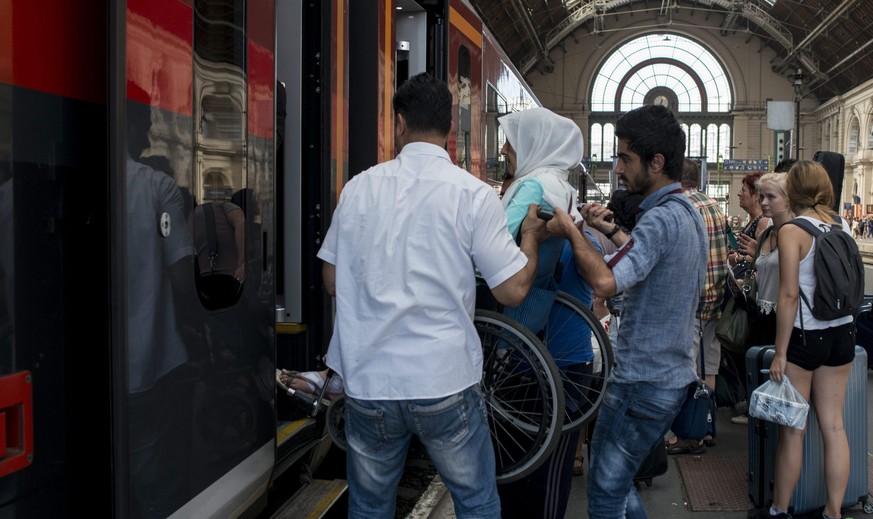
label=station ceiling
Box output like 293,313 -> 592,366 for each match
467,0 -> 873,102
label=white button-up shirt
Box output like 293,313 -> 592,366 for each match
317,142 -> 527,400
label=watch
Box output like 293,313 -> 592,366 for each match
604,225 -> 621,239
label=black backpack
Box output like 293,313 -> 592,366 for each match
790,217 -> 864,320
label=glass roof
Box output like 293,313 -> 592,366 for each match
590,33 -> 732,113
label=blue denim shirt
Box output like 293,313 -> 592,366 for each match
606,182 -> 707,388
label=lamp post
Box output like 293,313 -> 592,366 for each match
793,68 -> 803,159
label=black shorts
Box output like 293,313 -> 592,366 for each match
787,322 -> 855,371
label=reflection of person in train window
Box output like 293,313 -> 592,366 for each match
125,82 -> 198,518
193,201 -> 246,283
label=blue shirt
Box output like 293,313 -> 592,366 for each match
546,232 -> 601,366
607,182 -> 707,388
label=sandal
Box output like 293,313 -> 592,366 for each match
703,436 -> 717,448
573,456 -> 584,476
665,438 -> 706,455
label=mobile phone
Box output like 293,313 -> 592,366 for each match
536,208 -> 554,221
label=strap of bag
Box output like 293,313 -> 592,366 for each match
740,225 -> 772,302
697,321 -> 706,379
203,203 -> 220,273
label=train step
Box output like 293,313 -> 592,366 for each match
270,479 -> 347,519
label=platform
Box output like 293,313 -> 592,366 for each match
419,371 -> 873,519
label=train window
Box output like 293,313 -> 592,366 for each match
457,45 -> 471,172
193,0 -> 247,310
485,84 -> 507,185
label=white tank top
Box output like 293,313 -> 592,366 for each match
793,216 -> 854,330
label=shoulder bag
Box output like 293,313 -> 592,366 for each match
715,226 -> 771,353
671,332 -> 714,440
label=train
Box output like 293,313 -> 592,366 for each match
0,0 -> 554,517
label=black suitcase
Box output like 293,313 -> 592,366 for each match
633,439 -> 668,489
812,151 -> 845,212
855,296 -> 873,369
746,346 -> 871,515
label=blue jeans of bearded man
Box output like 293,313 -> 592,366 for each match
587,381 -> 686,519
344,384 -> 500,519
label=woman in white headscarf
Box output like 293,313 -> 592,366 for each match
497,107 -> 583,331
496,107 -> 586,519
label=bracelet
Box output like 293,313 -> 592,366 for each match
604,225 -> 620,239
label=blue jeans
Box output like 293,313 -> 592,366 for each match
587,381 -> 686,519
345,385 -> 500,519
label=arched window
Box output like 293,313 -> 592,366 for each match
867,115 -> 873,149
590,123 -> 603,162
706,124 -> 719,161
603,123 -> 615,161
590,34 -> 731,113
848,117 -> 860,155
588,33 -> 733,171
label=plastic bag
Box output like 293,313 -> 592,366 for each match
748,376 -> 809,430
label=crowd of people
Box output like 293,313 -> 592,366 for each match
282,73 -> 857,519
847,215 -> 873,239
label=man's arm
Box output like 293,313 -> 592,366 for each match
547,208 -> 617,297
490,204 -> 548,306
322,261 -> 336,296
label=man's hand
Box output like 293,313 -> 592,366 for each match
579,203 -> 615,234
545,207 -> 578,239
520,204 -> 550,243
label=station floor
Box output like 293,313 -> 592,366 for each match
418,370 -> 873,519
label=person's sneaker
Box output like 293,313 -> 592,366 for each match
731,414 -> 749,424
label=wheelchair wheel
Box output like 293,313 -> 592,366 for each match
326,396 -> 346,451
543,291 -> 613,433
474,309 -> 564,484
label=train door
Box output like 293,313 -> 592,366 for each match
120,0 -> 276,516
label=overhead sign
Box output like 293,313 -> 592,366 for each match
723,159 -> 769,172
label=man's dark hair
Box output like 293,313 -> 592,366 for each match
393,73 -> 452,136
681,158 -> 700,188
614,105 -> 686,180
773,158 -> 797,173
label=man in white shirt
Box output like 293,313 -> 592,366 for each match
317,73 -> 547,519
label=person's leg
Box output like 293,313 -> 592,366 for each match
344,397 -> 412,519
411,385 -> 500,519
587,382 -> 686,519
770,363 -> 813,513
574,424 -> 587,475
811,362 -> 852,518
702,319 -> 720,444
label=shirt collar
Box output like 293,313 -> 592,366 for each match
639,182 -> 683,211
398,141 -> 451,161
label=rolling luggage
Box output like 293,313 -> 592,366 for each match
746,345 -> 870,515
856,296 -> 873,369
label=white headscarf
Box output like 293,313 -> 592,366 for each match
499,107 -> 584,215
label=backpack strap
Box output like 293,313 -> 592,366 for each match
783,215 -> 842,345
203,203 -> 220,273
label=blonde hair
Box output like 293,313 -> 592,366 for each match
755,172 -> 788,200
786,160 -> 836,222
